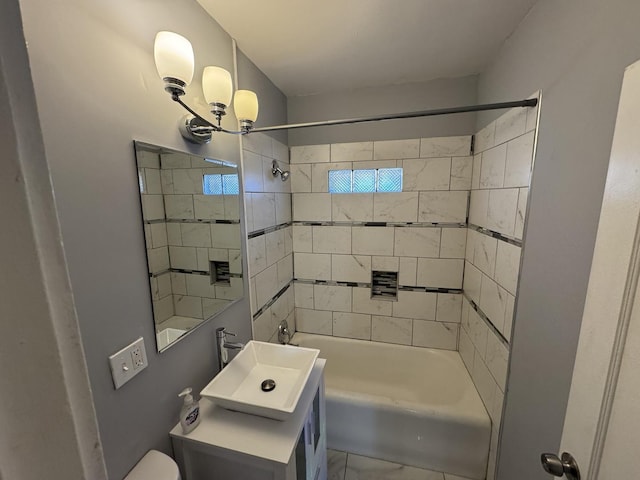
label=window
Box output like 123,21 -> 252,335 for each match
203,174 -> 239,195
328,168 -> 403,193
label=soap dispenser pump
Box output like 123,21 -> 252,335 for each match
178,387 -> 200,434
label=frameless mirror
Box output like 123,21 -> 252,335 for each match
134,141 -> 244,352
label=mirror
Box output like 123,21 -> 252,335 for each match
134,141 -> 244,352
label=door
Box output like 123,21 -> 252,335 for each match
548,58 -> 640,479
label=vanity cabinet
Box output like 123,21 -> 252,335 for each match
170,359 -> 326,480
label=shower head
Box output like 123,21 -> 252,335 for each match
271,160 -> 290,182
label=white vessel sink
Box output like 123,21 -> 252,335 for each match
201,341 -> 320,421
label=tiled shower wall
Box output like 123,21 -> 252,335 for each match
461,98 -> 538,479
241,133 -> 296,343
290,137 -> 473,349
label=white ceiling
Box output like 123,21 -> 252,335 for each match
197,0 -> 538,97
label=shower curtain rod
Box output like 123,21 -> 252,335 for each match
251,98 -> 538,133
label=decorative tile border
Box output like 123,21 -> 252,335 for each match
463,292 -> 509,347
293,220 -> 466,229
468,223 -> 523,247
247,222 -> 292,239
251,281 -> 292,320
294,277 -> 462,295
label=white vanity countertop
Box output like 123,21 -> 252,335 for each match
170,358 -> 325,465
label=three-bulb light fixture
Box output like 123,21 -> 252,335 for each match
154,31 -> 539,145
154,31 -> 259,144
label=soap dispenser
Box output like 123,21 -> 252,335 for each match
178,388 -> 200,434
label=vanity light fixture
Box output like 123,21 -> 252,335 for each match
154,31 -> 258,144
154,31 -> 539,145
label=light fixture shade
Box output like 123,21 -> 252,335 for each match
154,31 -> 194,85
234,90 -> 259,122
203,66 -> 233,107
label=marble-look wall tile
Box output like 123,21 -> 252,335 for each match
504,131 -> 534,188
291,163 -> 312,193
242,132 -> 272,157
494,241 -> 521,295
486,189 -> 518,236
165,195 -> 194,220
265,230 -> 286,267
373,193 -> 419,222
294,253 -> 331,280
275,193 -> 292,225
211,224 -> 241,249
331,142 -> 374,162
294,282 -> 314,309
474,122 -> 496,153
450,156 -> 473,190
402,158 -> 451,191
168,246 -> 197,271
440,228 -> 467,259
371,316 -> 412,345
393,227 -> 440,258
160,152 -> 191,169
463,262 -> 482,305
436,293 -> 463,323
141,195 -> 165,221
149,223 -> 168,248
485,334 -> 509,390
251,193 -> 276,231
514,187 -> 529,240
255,264 -> 278,309
472,234 -> 498,277
332,193 -> 374,222
180,223 -> 211,248
173,294 -> 203,319
494,107 -> 527,146
293,225 -> 312,253
471,154 -> 481,190
291,144 -> 330,164
313,226 -> 352,254
468,190 -> 488,227
333,312 -> 371,340
296,308 -> 332,334
416,258 -> 464,289
471,349 -> 496,410
479,144 -> 507,189
242,150 -> 264,192
332,254 -> 371,283
147,247 -> 170,274
373,139 -> 420,160
479,276 -> 508,334
252,308 -> 272,342
398,257 -> 417,286
504,294 -> 515,341
412,320 -> 458,350
420,135 -> 472,158
371,256 -> 399,272
352,287 -> 393,316
393,290 -> 437,320
314,284 -> 352,312
459,327 -> 475,372
185,274 -> 216,299
417,191 -> 467,223
352,227 -> 394,256
293,193 -> 332,221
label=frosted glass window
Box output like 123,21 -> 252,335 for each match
328,170 -> 353,193
222,174 -> 239,194
204,174 -> 240,195
377,168 -> 403,192
328,168 -> 403,193
353,169 -> 376,192
203,174 -> 223,195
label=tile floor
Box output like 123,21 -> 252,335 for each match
328,450 -> 475,480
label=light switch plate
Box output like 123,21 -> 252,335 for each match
108,337 -> 148,389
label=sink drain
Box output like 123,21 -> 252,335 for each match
261,379 -> 276,392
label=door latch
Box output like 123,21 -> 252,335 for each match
540,452 -> 580,480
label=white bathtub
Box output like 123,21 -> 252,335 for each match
293,333 -> 490,479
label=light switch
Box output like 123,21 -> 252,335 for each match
108,337 -> 148,389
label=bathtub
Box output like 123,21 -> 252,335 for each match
293,333 -> 490,479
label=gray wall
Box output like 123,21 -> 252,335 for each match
14,0 -> 286,477
236,49 -> 288,146
475,1 -> 640,479
287,75 -> 478,145
0,1 -> 105,478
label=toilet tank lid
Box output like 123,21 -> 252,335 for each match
124,450 -> 180,480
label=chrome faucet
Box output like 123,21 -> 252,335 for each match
216,327 -> 244,370
277,320 -> 297,346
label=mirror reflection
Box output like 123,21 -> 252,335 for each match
134,141 -> 244,352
